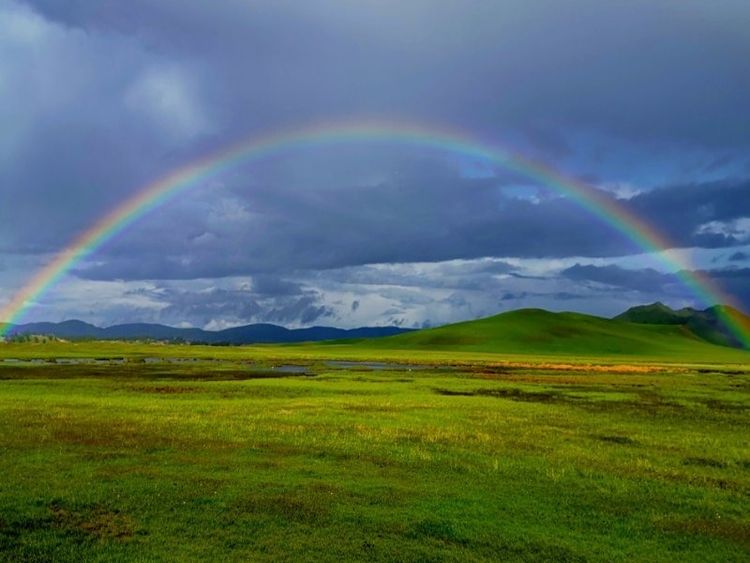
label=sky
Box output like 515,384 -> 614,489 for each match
1,0 -> 749,330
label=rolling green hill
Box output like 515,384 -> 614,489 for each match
360,308 -> 750,360
615,302 -> 750,348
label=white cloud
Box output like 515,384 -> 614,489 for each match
125,65 -> 212,140
696,217 -> 750,239
597,181 -> 643,199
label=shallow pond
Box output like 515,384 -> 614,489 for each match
325,360 -> 426,371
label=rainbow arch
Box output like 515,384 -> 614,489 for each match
1,118 -> 748,347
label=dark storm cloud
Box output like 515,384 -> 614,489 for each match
250,275 -> 304,297
561,263 -> 750,310
71,165 -> 750,282
4,0 -> 750,260
71,164 -> 624,280
3,0 -> 750,326
0,1 -> 215,252
501,291 -> 587,302
627,179 -> 750,248
23,0 -> 750,146
309,259 -> 517,293
729,251 -> 749,262
124,279 -> 333,328
266,295 -> 334,326
699,267 -> 750,308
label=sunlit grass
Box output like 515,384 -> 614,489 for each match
0,345 -> 748,560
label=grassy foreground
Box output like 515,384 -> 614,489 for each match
0,342 -> 749,561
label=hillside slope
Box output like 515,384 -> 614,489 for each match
361,308 -> 749,359
615,302 -> 750,348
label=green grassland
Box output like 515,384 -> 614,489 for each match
360,309 -> 750,359
1,313 -> 749,561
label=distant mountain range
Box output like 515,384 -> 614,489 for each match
3,302 -> 748,350
2,319 -> 412,345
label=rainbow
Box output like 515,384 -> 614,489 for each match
1,118 -> 748,347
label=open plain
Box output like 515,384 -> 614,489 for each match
1,339 -> 748,561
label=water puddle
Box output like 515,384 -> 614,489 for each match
1,356 -> 315,375
325,360 -> 426,371
1,357 -> 127,366
239,364 -> 314,377
268,364 -> 310,374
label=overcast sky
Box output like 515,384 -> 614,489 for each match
1,0 -> 749,329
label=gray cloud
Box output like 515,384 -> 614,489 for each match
23,0 -> 750,146
699,267 -> 750,308
561,264 -> 682,295
121,278 -> 333,329
561,263 -> 750,310
627,179 -> 750,248
68,167 -> 750,283
2,0 -> 750,326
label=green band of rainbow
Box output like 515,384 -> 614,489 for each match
1,118 -> 748,347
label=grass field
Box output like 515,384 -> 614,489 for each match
0,339 -> 749,561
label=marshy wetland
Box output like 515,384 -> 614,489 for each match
0,341 -> 748,561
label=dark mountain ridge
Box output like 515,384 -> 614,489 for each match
3,303 -> 748,350
615,302 -> 750,348
3,320 -> 412,344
